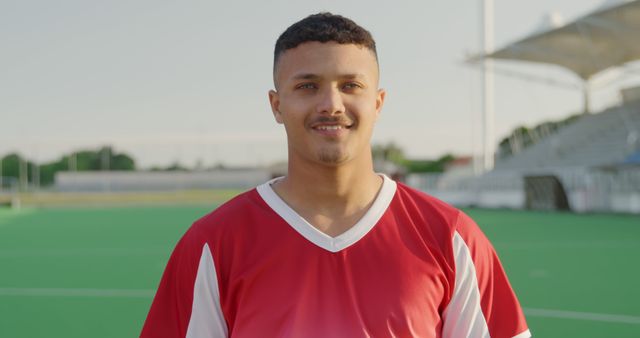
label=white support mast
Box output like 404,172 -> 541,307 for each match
583,79 -> 591,114
482,0 -> 495,172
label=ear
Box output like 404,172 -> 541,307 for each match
374,88 -> 386,121
268,90 -> 284,124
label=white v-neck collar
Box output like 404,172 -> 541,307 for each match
256,174 -> 397,253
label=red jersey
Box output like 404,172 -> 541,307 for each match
141,175 -> 530,338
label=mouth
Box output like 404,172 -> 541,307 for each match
313,124 -> 353,131
309,116 -> 355,137
311,123 -> 354,137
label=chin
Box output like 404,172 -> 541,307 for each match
316,149 -> 350,165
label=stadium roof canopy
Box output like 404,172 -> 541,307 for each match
480,0 -> 640,81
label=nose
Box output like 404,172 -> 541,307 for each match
316,86 -> 345,115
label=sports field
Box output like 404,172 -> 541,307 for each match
0,205 -> 638,337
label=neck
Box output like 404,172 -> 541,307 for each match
282,153 -> 379,208
271,151 -> 383,236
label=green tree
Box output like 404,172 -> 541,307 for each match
404,153 -> 455,173
1,153 -> 22,178
0,153 -> 36,190
1,146 -> 136,187
372,142 -> 406,165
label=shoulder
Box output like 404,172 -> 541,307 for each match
394,182 -> 485,243
393,181 -> 464,230
196,189 -> 264,224
384,181 -> 475,266
184,188 -> 270,243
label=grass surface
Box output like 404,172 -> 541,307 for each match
0,205 -> 638,337
465,209 -> 640,337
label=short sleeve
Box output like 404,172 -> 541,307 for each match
140,227 -> 228,338
441,212 -> 530,338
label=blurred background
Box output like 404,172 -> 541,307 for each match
1,0 -> 639,337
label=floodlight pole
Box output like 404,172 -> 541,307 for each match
19,156 -> 27,192
69,152 -> 77,171
101,147 -> 110,171
583,80 -> 591,114
482,0 -> 495,172
33,164 -> 40,191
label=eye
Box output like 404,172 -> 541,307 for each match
342,82 -> 363,90
295,83 -> 317,90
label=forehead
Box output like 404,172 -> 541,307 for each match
274,41 -> 379,85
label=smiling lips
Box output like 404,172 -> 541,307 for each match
311,121 -> 354,136
316,125 -> 349,131
310,117 -> 354,133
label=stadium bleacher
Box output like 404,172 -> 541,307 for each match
418,0 -> 640,214
495,100 -> 640,170
409,96 -> 640,214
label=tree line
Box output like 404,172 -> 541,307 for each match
372,142 -> 455,173
1,144 -> 456,189
0,147 -> 134,187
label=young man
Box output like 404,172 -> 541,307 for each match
141,13 -> 531,338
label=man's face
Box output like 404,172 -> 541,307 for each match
269,41 -> 385,167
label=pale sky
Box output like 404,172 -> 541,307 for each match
2,0 -> 638,168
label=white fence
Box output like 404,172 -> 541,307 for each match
54,169 -> 272,192
407,167 -> 640,214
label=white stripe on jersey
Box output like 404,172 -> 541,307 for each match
256,174 -> 397,253
441,231 -> 491,338
513,329 -> 532,338
186,243 -> 228,338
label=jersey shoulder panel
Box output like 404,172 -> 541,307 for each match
141,189 -> 269,338
390,182 -> 465,302
449,204 -> 530,338
395,181 -> 461,216
393,181 -> 463,235
187,189 -> 271,241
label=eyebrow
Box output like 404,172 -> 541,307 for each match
291,73 -> 366,80
292,73 -> 320,80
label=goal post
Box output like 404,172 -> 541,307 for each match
524,175 -> 571,211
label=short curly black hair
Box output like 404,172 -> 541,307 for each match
273,12 -> 377,71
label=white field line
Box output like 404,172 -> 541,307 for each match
494,240 -> 640,250
0,288 -> 154,298
0,248 -> 166,257
0,289 -> 638,326
524,307 -> 640,325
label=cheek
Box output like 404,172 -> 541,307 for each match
282,115 -> 308,138
354,103 -> 379,126
280,101 -> 311,123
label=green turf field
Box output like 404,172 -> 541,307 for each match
0,206 -> 638,337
